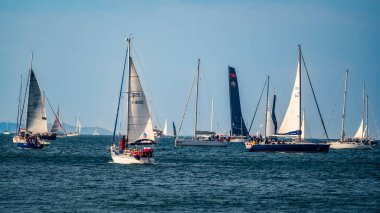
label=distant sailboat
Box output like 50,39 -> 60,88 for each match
246,46 -> 330,152
175,59 -> 228,147
163,119 -> 168,136
110,37 -> 155,164
3,120 -> 10,135
228,67 -> 248,143
12,51 -> 50,149
330,71 -> 372,149
67,115 -> 81,137
93,128 -> 100,136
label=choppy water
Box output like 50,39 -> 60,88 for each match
0,135 -> 379,212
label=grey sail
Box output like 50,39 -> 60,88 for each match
50,107 -> 60,133
127,58 -> 154,143
26,70 -> 48,134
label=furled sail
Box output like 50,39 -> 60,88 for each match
127,58 -> 154,143
26,70 -> 48,134
228,66 -> 248,136
301,110 -> 305,140
278,59 -> 301,135
266,95 -> 277,137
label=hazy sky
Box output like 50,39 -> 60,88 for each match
1,0 -> 379,138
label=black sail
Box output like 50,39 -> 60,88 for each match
228,66 -> 248,136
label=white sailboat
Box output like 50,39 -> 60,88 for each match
330,72 -> 372,149
13,52 -> 49,149
93,128 -> 100,136
3,120 -> 10,135
163,119 -> 168,136
110,37 -> 155,164
175,59 -> 228,147
66,115 -> 81,137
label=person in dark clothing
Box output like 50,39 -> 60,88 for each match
120,135 -> 126,154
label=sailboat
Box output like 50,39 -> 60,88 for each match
246,46 -> 330,152
175,59 -> 228,147
12,52 -> 51,149
3,120 -> 10,135
163,119 -> 168,136
110,37 -> 155,164
66,115 -> 81,137
330,72 -> 372,149
93,128 -> 100,135
228,67 -> 249,143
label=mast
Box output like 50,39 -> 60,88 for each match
19,51 -> 33,132
211,99 -> 214,131
126,37 -> 132,143
366,95 -> 369,140
298,45 -> 302,141
340,70 -> 348,141
362,82 -> 365,139
111,40 -> 128,143
264,76 -> 270,142
16,75 -> 22,133
194,58 -> 200,137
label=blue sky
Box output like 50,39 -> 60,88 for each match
0,0 -> 379,138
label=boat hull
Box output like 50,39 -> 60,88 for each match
175,139 -> 228,147
111,153 -> 154,164
229,138 -> 246,143
13,136 -> 48,149
246,142 -> 330,152
329,141 -> 372,150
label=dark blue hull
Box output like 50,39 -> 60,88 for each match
16,142 -> 44,149
248,143 -> 330,153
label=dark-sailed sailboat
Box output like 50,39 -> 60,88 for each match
13,51 -> 53,149
228,66 -> 248,142
246,46 -> 330,152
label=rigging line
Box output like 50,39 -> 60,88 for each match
19,66 -> 31,132
112,47 -> 128,143
130,42 -> 162,129
178,66 -> 198,136
248,78 -> 267,134
44,93 -> 67,134
369,99 -> 380,139
300,48 -> 330,141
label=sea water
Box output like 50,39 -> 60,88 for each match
0,135 -> 379,212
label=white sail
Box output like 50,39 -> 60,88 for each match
301,110 -> 305,140
127,59 -> 154,143
354,119 -> 366,139
266,96 -> 275,137
26,70 -> 48,134
75,116 -> 81,134
163,119 -> 168,136
278,58 -> 301,135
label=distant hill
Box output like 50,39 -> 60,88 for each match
0,122 -> 112,135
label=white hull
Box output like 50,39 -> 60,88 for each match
175,139 -> 228,147
330,141 -> 372,150
66,133 -> 80,137
245,142 -> 253,150
110,152 -> 154,164
12,136 -> 50,145
3,131 -> 10,135
230,138 -> 246,143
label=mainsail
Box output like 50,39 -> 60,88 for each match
278,57 -> 301,136
228,66 -> 248,136
26,70 -> 48,134
127,58 -> 154,143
